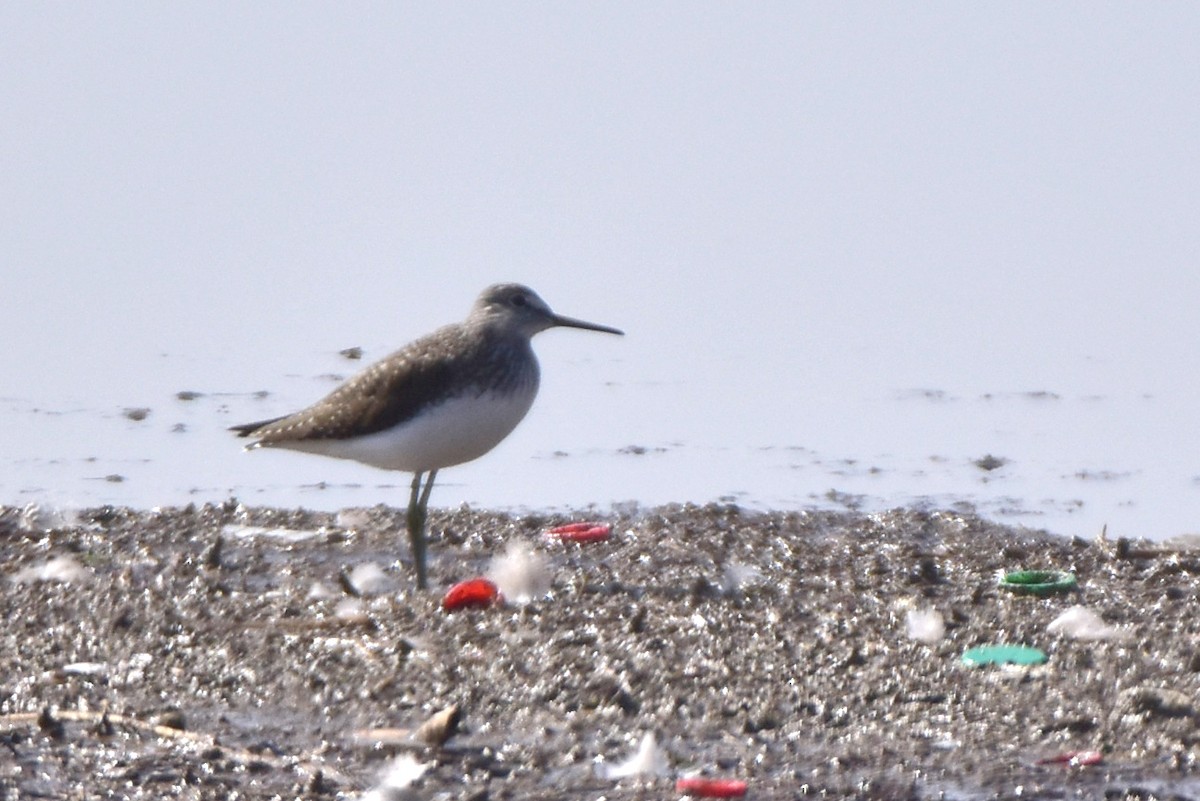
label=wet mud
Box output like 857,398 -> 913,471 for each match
1,502 -> 1199,800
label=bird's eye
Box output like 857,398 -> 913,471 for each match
511,294 -> 527,307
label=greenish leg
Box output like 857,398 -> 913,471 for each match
406,469 -> 439,590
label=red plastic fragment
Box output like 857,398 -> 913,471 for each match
1036,750 -> 1103,767
546,522 -> 612,543
441,578 -> 500,611
675,777 -> 749,798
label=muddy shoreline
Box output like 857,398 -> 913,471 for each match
2,502 -> 1198,800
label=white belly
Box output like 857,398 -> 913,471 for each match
272,390 -> 536,472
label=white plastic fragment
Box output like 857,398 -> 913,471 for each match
17,504 -> 80,532
61,662 -> 108,676
720,562 -> 763,595
347,562 -> 391,595
335,508 -> 374,530
905,607 -> 945,644
221,524 -> 321,542
118,653 -> 154,685
12,555 -> 92,584
335,599 -> 367,621
308,582 -> 337,600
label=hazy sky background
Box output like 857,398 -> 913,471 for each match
2,5 -> 1198,539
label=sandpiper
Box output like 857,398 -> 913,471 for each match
231,283 -> 623,589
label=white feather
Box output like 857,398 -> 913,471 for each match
360,753 -> 428,801
488,541 -> 552,604
1048,605 -> 1129,641
599,732 -> 669,780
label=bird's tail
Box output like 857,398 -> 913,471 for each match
229,416 -> 287,438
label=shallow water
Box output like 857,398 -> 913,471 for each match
1,344 -> 1196,542
4,6 -> 1200,541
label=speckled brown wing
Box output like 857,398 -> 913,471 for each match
232,325 -> 469,444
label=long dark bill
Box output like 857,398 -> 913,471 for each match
551,314 -> 624,336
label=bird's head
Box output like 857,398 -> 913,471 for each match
473,283 -> 624,338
